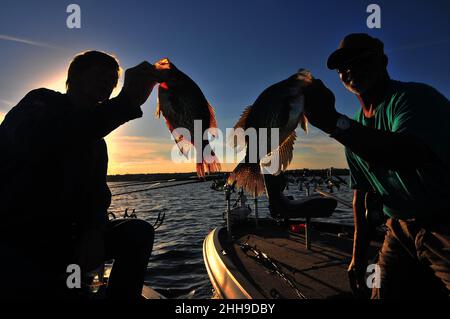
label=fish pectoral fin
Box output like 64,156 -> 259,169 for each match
207,102 -> 218,128
260,131 -> 296,175
176,138 -> 193,157
299,113 -> 308,133
175,134 -> 184,144
233,105 -> 253,130
169,125 -> 192,157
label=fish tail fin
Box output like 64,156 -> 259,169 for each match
196,163 -> 206,178
227,163 -> 265,197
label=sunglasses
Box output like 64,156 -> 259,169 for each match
337,52 -> 378,74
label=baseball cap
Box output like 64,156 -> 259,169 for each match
327,33 -> 385,70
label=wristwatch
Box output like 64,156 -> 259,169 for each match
336,115 -> 351,130
330,114 -> 351,137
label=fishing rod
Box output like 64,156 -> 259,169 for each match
112,179 -> 206,197
108,174 -> 226,189
109,179 -> 174,189
240,242 -> 307,299
314,188 -> 353,208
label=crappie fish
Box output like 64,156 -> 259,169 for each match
153,58 -> 221,177
228,69 -> 313,196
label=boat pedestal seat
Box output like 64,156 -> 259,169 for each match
269,194 -> 337,219
269,195 -> 338,250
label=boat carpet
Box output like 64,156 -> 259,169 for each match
221,222 -> 380,299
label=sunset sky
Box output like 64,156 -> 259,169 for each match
1,0 -> 449,174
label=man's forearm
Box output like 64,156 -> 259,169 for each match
62,91 -> 143,142
332,116 -> 435,169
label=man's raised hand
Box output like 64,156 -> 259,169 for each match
121,61 -> 158,107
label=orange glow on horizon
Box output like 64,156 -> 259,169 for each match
104,133 -> 348,175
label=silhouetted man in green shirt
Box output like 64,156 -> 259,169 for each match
303,33 -> 450,298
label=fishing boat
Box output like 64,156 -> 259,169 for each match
203,178 -> 384,299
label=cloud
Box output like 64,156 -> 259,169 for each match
0,99 -> 14,113
0,34 -> 62,50
0,98 -> 13,105
105,135 -> 205,174
291,128 -> 348,169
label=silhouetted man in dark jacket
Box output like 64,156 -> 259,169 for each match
0,51 -> 157,299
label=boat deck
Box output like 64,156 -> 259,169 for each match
205,219 -> 381,299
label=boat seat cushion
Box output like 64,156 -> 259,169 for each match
270,195 -> 337,219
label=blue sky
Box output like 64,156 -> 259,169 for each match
1,0 -> 449,173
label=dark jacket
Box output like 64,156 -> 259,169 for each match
0,88 -> 142,261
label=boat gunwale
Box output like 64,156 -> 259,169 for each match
203,227 -> 265,299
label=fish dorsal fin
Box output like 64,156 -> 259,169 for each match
228,105 -> 253,150
207,102 -> 218,137
260,131 -> 296,175
299,113 -> 308,133
208,102 -> 217,128
163,116 -> 175,133
234,105 -> 252,129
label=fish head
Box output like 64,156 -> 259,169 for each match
283,69 -> 313,132
153,58 -> 185,90
277,69 -> 313,99
154,57 -> 173,71
296,69 -> 313,83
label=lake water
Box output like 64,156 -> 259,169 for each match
108,178 -> 354,299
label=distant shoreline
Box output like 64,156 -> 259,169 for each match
107,168 -> 350,182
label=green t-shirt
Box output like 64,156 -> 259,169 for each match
346,80 -> 450,220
